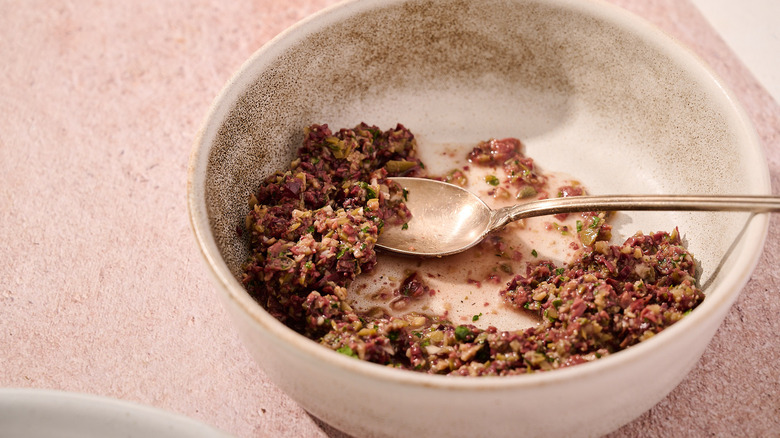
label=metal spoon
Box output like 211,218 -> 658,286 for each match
376,177 -> 780,257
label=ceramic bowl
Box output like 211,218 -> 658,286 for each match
188,0 -> 769,436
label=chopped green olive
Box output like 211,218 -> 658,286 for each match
516,186 -> 537,199
386,160 -> 417,173
337,345 -> 357,358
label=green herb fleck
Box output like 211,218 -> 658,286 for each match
336,246 -> 348,259
531,249 -> 538,257
472,313 -> 483,322
590,217 -> 601,228
454,325 -> 471,341
555,268 -> 565,276
485,175 -> 500,186
401,223 -> 409,230
360,182 -> 377,199
576,220 -> 583,232
306,225 -> 316,234
402,188 -> 409,201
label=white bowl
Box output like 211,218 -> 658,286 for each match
188,0 -> 770,436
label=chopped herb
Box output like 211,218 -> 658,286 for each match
454,325 -> 471,341
531,249 -> 538,257
555,268 -> 565,275
552,299 -> 563,308
388,331 -> 399,341
402,188 -> 409,201
472,313 -> 483,322
360,182 -> 377,199
485,175 -> 500,186
336,246 -> 348,259
576,220 -> 583,232
306,225 -> 316,234
401,223 -> 409,230
590,217 -> 601,228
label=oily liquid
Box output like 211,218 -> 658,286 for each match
348,141 -> 589,331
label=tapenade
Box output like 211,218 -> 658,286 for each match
242,124 -> 704,376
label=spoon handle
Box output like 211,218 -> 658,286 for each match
490,194 -> 780,230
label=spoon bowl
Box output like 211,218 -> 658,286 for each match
378,177 -> 780,257
380,178 -> 493,256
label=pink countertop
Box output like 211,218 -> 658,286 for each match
1,0 -> 778,436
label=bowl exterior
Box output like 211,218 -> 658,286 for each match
216,280 -> 730,438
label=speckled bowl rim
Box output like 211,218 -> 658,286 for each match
188,0 -> 770,392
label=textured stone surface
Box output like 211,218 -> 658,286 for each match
0,1 -> 777,437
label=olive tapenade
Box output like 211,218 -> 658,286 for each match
241,124 -> 705,376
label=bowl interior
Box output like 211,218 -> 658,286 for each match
193,0 -> 768,365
